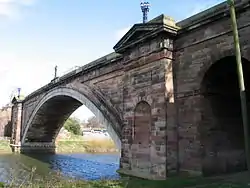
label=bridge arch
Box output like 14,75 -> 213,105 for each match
21,86 -> 122,149
199,55 -> 250,175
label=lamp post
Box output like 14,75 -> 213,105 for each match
227,0 -> 250,171
54,65 -> 58,79
17,88 -> 21,99
140,1 -> 150,23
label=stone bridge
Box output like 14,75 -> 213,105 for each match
9,0 -> 250,180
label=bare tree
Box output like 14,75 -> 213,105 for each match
84,116 -> 104,128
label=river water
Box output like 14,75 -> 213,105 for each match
0,153 -> 120,184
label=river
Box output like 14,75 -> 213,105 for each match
0,153 -> 120,184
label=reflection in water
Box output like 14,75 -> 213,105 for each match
0,153 -> 120,184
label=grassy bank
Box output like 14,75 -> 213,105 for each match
55,134 -> 118,153
0,135 -> 118,154
0,139 -> 11,153
56,139 -> 118,153
1,171 -> 250,188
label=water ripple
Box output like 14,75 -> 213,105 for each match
0,153 -> 120,183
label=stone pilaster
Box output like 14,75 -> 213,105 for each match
10,100 -> 23,153
114,15 -> 179,179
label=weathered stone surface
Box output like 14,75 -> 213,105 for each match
0,105 -> 12,137
10,101 -> 23,152
174,0 -> 250,175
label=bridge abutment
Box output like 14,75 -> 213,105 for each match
20,143 -> 56,154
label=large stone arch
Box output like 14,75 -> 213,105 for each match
198,55 -> 250,176
21,86 -> 122,149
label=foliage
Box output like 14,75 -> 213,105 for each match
0,139 -> 11,153
63,117 -> 81,135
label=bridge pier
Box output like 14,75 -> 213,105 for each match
10,98 -> 23,153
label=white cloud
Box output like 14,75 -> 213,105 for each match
0,0 -> 36,19
0,49 -> 97,120
114,26 -> 131,41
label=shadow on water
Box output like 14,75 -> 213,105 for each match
24,153 -> 120,180
0,152 -> 120,184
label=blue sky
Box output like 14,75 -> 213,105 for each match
0,0 -> 224,120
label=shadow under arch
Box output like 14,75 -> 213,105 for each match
199,56 -> 250,176
21,86 -> 122,150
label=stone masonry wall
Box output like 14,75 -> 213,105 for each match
119,34 -> 176,179
21,55 -> 124,142
84,64 -> 124,118
0,105 -> 12,137
174,3 -> 250,174
13,102 -> 22,147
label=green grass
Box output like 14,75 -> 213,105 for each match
0,138 -> 249,187
0,139 -> 11,153
56,135 -> 118,153
2,171 -> 250,188
0,136 -> 118,154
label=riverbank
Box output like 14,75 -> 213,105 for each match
56,134 -> 118,153
0,139 -> 11,153
56,139 -> 118,153
0,135 -> 118,154
1,171 -> 250,188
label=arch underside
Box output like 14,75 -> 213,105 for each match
24,96 -> 81,142
200,56 -> 250,175
22,87 -> 122,150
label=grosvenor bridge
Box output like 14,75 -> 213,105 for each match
9,0 -> 250,180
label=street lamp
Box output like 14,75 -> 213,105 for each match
17,88 -> 21,99
140,1 -> 150,23
227,0 -> 250,172
54,65 -> 58,79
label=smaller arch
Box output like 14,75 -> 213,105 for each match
21,86 -> 122,150
197,48 -> 236,86
199,55 -> 250,175
130,100 -> 152,172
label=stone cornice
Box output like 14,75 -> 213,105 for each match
114,14 -> 179,54
114,24 -> 178,54
114,25 -> 177,54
